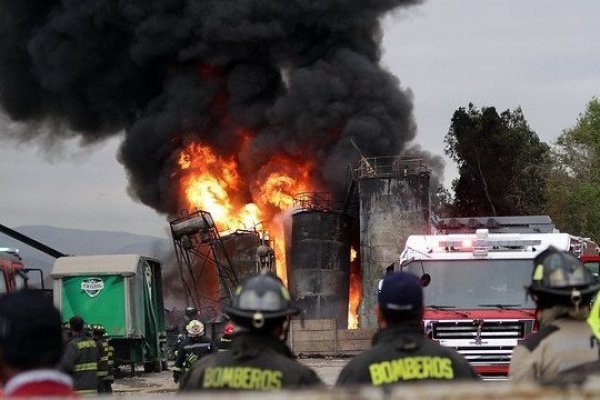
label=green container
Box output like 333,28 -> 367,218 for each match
52,254 -> 166,369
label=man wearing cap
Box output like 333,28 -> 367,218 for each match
0,290 -> 76,397
336,272 -> 478,386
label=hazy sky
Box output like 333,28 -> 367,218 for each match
1,0 -> 599,238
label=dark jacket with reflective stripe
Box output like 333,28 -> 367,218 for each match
59,333 -> 99,394
179,332 -> 322,391
336,324 -> 479,386
173,335 -> 218,373
96,339 -> 115,382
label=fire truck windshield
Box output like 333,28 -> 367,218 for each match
402,259 -> 535,309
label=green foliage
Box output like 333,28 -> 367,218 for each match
547,98 -> 600,241
444,104 -> 550,217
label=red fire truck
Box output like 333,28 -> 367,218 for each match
0,248 -> 28,293
395,216 -> 597,380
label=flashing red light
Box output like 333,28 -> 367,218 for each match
223,322 -> 235,335
462,239 -> 473,248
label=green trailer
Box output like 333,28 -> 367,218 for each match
51,254 -> 167,372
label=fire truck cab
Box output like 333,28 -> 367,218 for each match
0,248 -> 29,293
395,216 -> 580,380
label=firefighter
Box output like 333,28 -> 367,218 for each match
58,315 -> 99,395
172,320 -> 217,383
509,246 -> 600,383
336,272 -> 479,386
179,271 -> 323,391
91,324 -> 115,393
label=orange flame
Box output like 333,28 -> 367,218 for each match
177,142 -> 314,285
348,246 -> 361,329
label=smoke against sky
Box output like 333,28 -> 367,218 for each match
0,0 -> 423,218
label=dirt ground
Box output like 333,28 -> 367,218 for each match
113,358 -> 348,394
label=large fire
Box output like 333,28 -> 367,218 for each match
177,141 -> 362,329
177,142 -> 313,284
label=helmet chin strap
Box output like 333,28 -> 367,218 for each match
571,289 -> 582,312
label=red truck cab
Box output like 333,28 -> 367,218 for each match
0,249 -> 28,293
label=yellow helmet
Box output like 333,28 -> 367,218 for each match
186,320 -> 204,337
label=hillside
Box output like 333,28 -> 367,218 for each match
0,225 -> 173,286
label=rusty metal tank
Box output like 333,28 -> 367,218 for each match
289,209 -> 352,328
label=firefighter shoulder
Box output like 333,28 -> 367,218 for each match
58,316 -> 99,396
179,271 -> 323,391
336,272 -> 479,386
172,320 -> 217,383
509,246 -> 600,383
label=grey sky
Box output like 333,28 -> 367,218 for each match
1,0 -> 599,238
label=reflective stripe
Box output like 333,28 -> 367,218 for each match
77,340 -> 97,350
98,371 -> 108,377
77,389 -> 97,395
74,362 -> 97,372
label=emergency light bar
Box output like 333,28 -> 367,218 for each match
438,239 -> 542,250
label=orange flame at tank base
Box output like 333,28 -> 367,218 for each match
348,247 -> 361,329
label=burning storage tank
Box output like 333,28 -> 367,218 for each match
216,230 -> 273,282
357,157 -> 430,327
289,194 -> 352,328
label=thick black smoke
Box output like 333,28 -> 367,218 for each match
0,0 -> 425,214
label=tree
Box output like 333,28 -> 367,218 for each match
546,98 -> 600,241
444,104 -> 550,217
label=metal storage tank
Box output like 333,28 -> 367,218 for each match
289,209 -> 352,328
218,230 -> 269,282
357,157 -> 430,327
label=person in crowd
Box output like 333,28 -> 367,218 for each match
59,315 -> 99,395
509,246 -> 600,382
336,271 -> 479,386
172,320 -> 217,383
0,289 -> 76,397
179,271 -> 322,391
91,324 -> 114,393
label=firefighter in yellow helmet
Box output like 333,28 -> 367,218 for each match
179,271 -> 322,391
509,246 -> 600,383
172,320 -> 217,383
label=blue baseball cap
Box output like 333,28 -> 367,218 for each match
378,272 -> 423,311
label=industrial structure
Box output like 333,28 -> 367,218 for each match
169,209 -> 274,320
354,157 -> 431,327
289,193 -> 352,328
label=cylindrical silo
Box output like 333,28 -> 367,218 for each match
289,210 -> 352,328
358,157 -> 430,327
218,230 -> 267,283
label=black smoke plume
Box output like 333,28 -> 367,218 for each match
0,0 -> 425,214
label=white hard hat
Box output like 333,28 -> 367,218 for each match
186,320 -> 204,337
